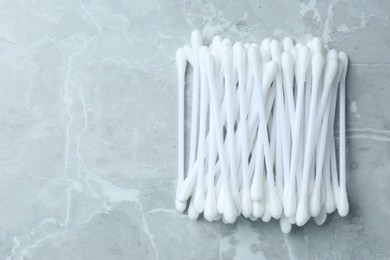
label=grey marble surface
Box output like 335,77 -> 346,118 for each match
0,0 -> 389,259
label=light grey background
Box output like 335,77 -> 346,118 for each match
0,0 -> 389,259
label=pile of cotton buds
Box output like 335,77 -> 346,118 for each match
175,30 -> 349,233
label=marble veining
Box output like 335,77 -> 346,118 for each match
0,0 -> 389,259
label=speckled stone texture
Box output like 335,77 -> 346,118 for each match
0,0 -> 389,259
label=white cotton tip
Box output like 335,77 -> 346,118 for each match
175,48 -> 187,73
261,50 -> 271,65
221,41 -> 233,53
296,46 -> 311,84
245,43 -> 251,49
327,49 -> 339,62
217,188 -> 224,215
282,37 -> 294,51
314,206 -> 327,225
188,199 -> 200,220
295,200 -> 310,227
247,46 -> 261,75
191,30 -> 203,49
268,191 -> 282,219
212,35 -> 222,49
283,184 -> 296,218
175,198 -> 187,213
270,39 -> 282,63
289,47 -> 299,63
233,41 -> 244,50
261,205 -> 271,222
177,174 -> 196,202
233,42 -> 247,78
214,214 -> 222,221
281,51 -> 294,87
339,51 -> 349,71
193,184 -> 205,213
261,38 -> 271,52
252,200 -> 264,218
234,40 -> 243,46
221,38 -> 233,47
250,43 -> 259,49
324,60 -> 338,87
311,37 -> 323,54
262,61 -> 278,91
247,46 -> 260,61
204,189 -> 218,221
250,173 -> 263,201
241,189 -> 253,218
221,43 -> 233,73
325,187 -> 336,213
310,188 -> 321,217
223,193 -> 238,224
338,190 -> 349,217
295,42 -> 304,50
311,52 -> 325,82
339,50 -> 348,88
280,216 -> 292,234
